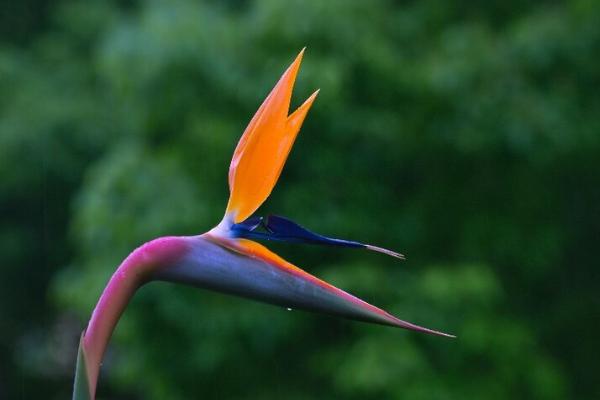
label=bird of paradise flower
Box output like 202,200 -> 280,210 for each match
72,49 -> 454,400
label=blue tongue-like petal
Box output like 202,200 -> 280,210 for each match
231,215 -> 404,259
263,215 -> 363,247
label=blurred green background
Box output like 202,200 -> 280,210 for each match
1,0 -> 599,399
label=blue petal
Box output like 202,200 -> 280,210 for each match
231,215 -> 363,248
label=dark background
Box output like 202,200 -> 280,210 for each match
1,0 -> 599,399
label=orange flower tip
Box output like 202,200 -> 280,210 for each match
290,89 -> 320,118
290,48 -> 305,72
365,244 -> 406,260
286,48 -> 306,80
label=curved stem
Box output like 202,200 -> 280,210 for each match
74,236 -> 188,400
82,261 -> 144,396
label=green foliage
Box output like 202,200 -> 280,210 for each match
1,0 -> 598,398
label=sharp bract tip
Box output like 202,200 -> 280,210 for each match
385,315 -> 456,338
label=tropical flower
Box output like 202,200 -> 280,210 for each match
72,49 -> 453,400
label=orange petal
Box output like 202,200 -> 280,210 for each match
225,49 -> 318,223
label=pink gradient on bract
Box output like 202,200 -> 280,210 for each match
82,236 -> 189,397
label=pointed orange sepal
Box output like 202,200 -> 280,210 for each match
226,49 -> 318,223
